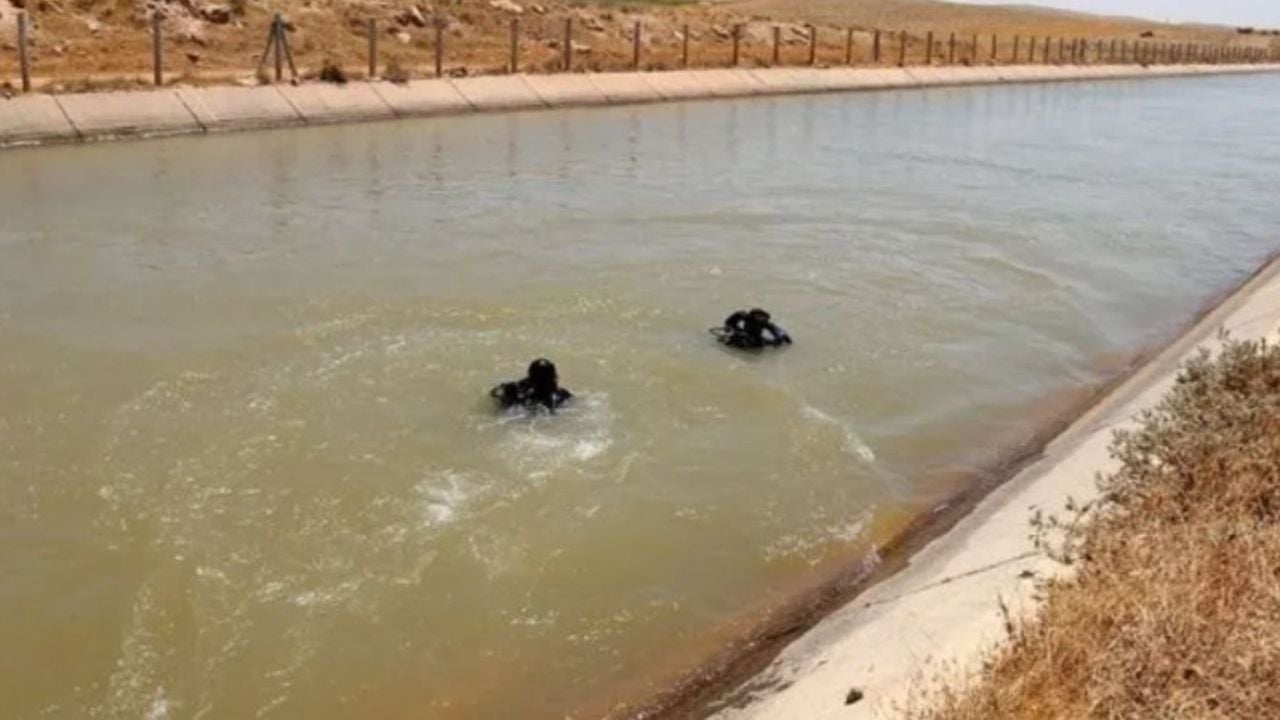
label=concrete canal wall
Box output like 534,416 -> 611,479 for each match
1,64 -> 1278,150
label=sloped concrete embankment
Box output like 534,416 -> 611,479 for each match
1,63 -> 1278,149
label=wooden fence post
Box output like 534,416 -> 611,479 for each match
18,11 -> 31,92
1013,35 -> 1020,64
948,32 -> 955,64
632,20 -> 642,70
872,28 -> 880,64
562,17 -> 572,71
273,14 -> 286,81
926,31 -> 933,65
808,25 -> 817,66
772,25 -> 781,66
970,33 -> 977,64
434,15 -> 444,76
368,19 -> 378,79
898,30 -> 907,67
990,33 -> 997,63
1043,36 -> 1051,64
509,17 -> 519,74
732,24 -> 741,67
849,29 -> 856,66
152,13 -> 163,86
681,24 -> 689,68
1029,36 -> 1036,64
279,16 -> 298,80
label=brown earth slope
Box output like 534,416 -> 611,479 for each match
0,0 -> 1276,93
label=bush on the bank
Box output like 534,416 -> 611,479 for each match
913,336 -> 1280,719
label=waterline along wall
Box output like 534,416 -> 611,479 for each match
1,64 -> 1277,150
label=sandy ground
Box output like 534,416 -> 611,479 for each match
701,256 -> 1280,719
0,0 -> 1276,92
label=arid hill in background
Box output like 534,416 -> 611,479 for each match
1,0 -> 1275,94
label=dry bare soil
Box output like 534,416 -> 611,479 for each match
0,0 -> 1276,92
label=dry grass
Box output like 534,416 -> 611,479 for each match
911,335 -> 1280,719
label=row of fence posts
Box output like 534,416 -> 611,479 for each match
5,9 -> 1279,91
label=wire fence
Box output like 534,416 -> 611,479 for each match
7,9 -> 1280,93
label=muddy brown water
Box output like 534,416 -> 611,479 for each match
2,74 -> 1279,719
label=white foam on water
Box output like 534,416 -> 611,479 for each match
763,514 -> 872,566
486,392 -> 616,480
800,404 -> 877,464
414,469 -> 481,529
144,689 -> 170,720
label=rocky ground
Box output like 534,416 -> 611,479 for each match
0,0 -> 1276,93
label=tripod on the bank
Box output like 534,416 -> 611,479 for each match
256,13 -> 299,83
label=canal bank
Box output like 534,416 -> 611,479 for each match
1,63 -> 1278,150
682,254 -> 1280,720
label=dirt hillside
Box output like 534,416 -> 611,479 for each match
0,0 -> 1275,93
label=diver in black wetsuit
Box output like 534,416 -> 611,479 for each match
714,308 -> 792,349
491,358 -> 573,413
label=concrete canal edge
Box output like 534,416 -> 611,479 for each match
682,253 -> 1280,720
1,64 -> 1278,150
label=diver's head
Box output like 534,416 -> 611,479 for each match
527,358 -> 559,392
748,308 -> 771,324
